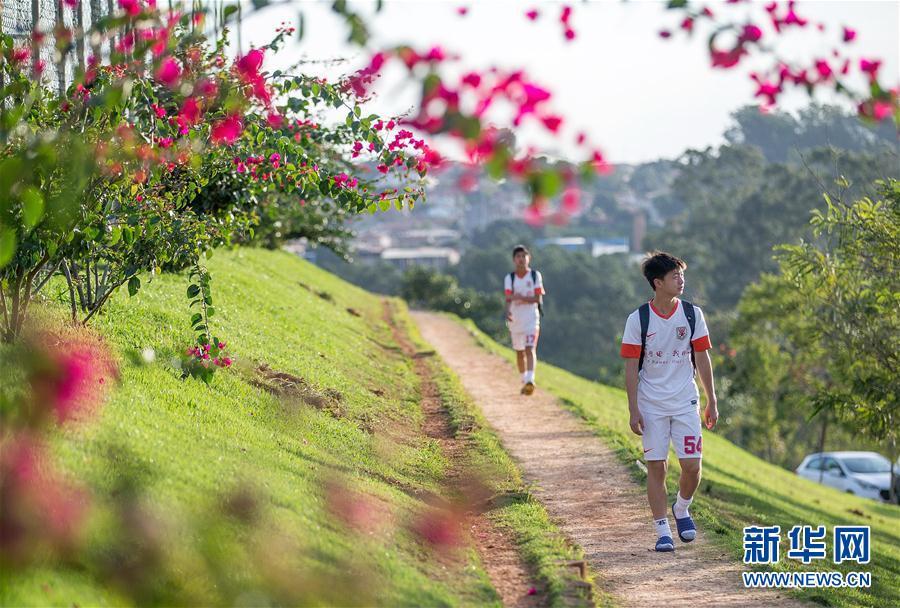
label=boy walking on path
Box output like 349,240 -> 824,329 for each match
504,245 -> 545,396
620,252 -> 719,552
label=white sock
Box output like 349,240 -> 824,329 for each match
673,492 -> 693,519
525,370 -> 535,383
521,372 -> 528,383
654,517 -> 672,539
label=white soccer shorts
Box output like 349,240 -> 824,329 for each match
640,407 -> 703,461
510,329 -> 538,351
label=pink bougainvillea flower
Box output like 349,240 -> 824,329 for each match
842,26 -> 856,42
210,114 -> 243,145
541,115 -> 562,132
860,58 -> 881,80
859,98 -> 894,121
591,150 -> 612,174
63,0 -> 79,8
525,9 -> 539,21
0,435 -> 90,561
266,111 -> 283,128
11,47 -> 30,65
461,72 -> 482,88
523,202 -> 547,227
659,30 -> 672,39
118,0 -> 141,17
456,6 -> 468,16
561,188 -> 581,214
155,57 -> 181,88
236,48 -> 264,79
814,59 -> 833,80
196,77 -> 219,98
740,24 -> 763,43
179,97 -> 201,125
411,508 -> 463,548
28,332 -> 118,425
751,74 -> 782,106
710,45 -> 747,68
564,28 -> 576,41
575,131 -> 587,146
681,17 -> 694,33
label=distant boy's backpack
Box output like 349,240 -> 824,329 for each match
508,269 -> 544,318
638,300 -> 696,371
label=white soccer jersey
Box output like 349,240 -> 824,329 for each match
504,270 -> 544,332
620,299 -> 712,415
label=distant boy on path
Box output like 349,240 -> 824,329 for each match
504,245 -> 544,396
620,252 -> 718,552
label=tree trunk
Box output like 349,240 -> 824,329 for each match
817,413 -> 828,484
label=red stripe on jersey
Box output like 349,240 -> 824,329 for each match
620,343 -> 642,358
534,287 -> 545,295
692,335 -> 712,352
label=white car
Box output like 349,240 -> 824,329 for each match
795,451 -> 895,503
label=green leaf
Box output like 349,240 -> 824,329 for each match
128,276 -> 141,297
206,307 -> 215,317
187,284 -> 201,298
21,187 -> 44,229
190,312 -> 203,326
0,228 -> 15,268
537,171 -> 563,198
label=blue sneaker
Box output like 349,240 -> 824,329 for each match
672,503 -> 696,542
655,535 -> 675,552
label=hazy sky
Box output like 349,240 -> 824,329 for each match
234,1 -> 899,164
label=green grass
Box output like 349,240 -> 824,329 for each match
1,248 -> 507,607
392,309 -> 608,608
457,317 -> 900,608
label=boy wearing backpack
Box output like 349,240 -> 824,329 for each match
620,252 -> 718,552
504,245 -> 544,396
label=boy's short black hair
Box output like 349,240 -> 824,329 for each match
642,251 -> 686,290
512,245 -> 530,258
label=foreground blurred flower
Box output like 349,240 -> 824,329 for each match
28,331 -> 119,425
0,435 -> 90,567
410,507 -> 464,548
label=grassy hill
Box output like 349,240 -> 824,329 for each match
0,249 -> 586,607
460,318 -> 899,608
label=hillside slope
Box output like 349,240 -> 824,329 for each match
2,249 -> 506,606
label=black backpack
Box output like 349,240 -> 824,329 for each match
509,269 -> 544,317
638,300 -> 696,371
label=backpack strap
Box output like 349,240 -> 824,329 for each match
638,303 -> 650,371
531,269 -> 544,318
682,300 -> 697,370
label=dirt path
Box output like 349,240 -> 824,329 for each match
412,312 -> 804,608
384,303 -> 546,608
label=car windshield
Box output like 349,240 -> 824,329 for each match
842,456 -> 891,474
